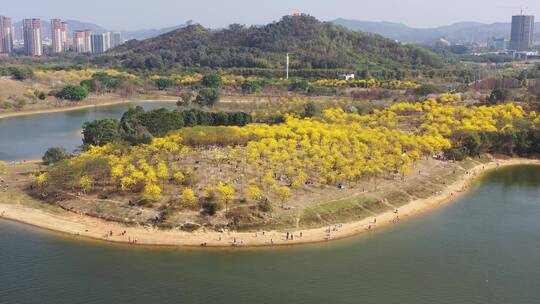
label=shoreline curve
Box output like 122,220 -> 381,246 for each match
1,158 -> 538,248
0,99 -> 178,120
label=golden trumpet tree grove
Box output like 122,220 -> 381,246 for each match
39,94 -> 529,211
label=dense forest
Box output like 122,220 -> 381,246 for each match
98,15 -> 444,73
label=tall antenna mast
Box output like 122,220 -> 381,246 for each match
286,53 -> 290,79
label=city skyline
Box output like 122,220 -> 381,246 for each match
1,0 -> 539,31
0,6 -> 537,56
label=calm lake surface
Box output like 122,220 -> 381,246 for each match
0,102 -> 177,161
1,166 -> 540,303
1,104 -> 540,303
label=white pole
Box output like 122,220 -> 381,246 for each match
286,53 -> 289,79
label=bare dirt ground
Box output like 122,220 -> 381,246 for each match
1,156 -> 535,248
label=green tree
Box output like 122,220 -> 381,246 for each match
303,102 -> 319,118
119,106 -> 153,145
413,84 -> 441,96
241,81 -> 260,94
155,78 -> 176,90
177,91 -> 193,107
289,79 -> 309,92
14,99 -> 27,109
464,133 -> 482,156
138,108 -> 184,136
43,147 -> 71,165
56,85 -> 89,101
202,73 -> 223,88
8,66 -> 34,80
82,119 -> 121,146
488,88 -> 509,105
195,88 -> 220,107
81,72 -> 127,93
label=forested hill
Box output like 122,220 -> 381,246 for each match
99,15 -> 444,72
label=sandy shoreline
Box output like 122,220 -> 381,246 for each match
1,158 -> 538,248
0,98 -> 178,119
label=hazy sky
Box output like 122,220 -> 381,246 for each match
2,0 -> 539,30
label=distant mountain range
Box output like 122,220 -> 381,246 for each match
332,18 -> 540,44
11,17 -> 540,46
12,19 -> 185,41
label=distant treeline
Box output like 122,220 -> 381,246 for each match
445,127 -> 540,161
82,107 -> 252,146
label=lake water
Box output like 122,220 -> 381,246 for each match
1,104 -> 540,303
0,102 -> 177,161
1,165 -> 540,303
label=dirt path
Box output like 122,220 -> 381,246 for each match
1,158 -> 537,248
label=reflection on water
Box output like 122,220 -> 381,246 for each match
480,164 -> 540,188
0,102 -> 177,161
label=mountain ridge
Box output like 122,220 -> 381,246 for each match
332,18 -> 540,44
99,15 -> 443,72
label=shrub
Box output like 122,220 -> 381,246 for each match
303,102 -> 319,117
488,88 -> 509,104
14,99 -> 27,109
81,72 -> 128,93
289,79 -> 309,92
177,91 -> 193,107
8,66 -> 34,80
56,85 -> 89,101
195,88 -> 220,107
34,90 -> 47,100
43,147 -> 71,165
155,78 -> 176,90
257,199 -> 273,212
443,147 -> 467,161
202,73 -> 223,88
413,84 -> 441,96
241,81 -> 260,94
201,201 -> 219,215
0,101 -> 12,109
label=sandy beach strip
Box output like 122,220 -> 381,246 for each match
0,99 -> 178,119
0,158 -> 538,248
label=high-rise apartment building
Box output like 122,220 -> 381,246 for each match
91,33 -> 106,54
73,30 -> 92,53
102,32 -> 111,51
110,32 -> 123,48
51,19 -> 68,53
0,16 -> 14,54
510,15 -> 535,51
91,32 -> 116,54
23,18 -> 42,56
